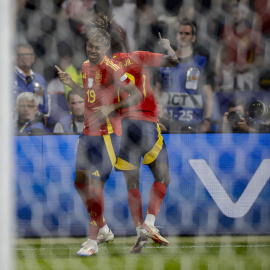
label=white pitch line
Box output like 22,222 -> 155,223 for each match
14,244 -> 270,251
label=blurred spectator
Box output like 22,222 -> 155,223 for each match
155,19 -> 214,133
53,90 -> 85,133
253,0 -> 270,36
59,0 -> 96,35
208,0 -> 236,42
47,42 -> 74,96
222,99 -> 256,133
216,2 -> 264,92
110,0 -> 136,51
13,43 -> 49,115
157,1 -> 195,51
15,92 -> 50,135
135,2 -> 167,52
157,0 -> 211,50
64,57 -> 85,99
156,95 -> 182,133
59,0 -> 112,35
15,0 -> 28,40
47,69 -> 65,96
252,0 -> 270,89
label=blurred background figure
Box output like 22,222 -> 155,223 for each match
13,43 -> 49,117
216,2 -> 264,92
110,0 -> 136,51
156,94 -> 182,133
15,92 -> 50,135
13,0 -> 270,135
53,90 -> 85,134
155,19 -> 214,133
221,99 -> 256,133
63,51 -> 84,99
135,0 -> 167,52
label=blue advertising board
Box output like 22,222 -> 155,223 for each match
15,134 -> 270,237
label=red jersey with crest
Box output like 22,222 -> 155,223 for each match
113,51 -> 163,123
81,55 -> 130,136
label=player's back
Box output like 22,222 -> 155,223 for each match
113,51 -> 163,123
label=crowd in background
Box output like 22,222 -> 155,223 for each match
14,0 -> 270,134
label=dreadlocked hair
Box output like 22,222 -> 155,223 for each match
86,13 -> 112,47
86,27 -> 111,47
86,13 -> 122,48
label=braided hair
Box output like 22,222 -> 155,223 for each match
86,14 -> 112,47
86,13 -> 125,53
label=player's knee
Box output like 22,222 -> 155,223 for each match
163,174 -> 171,187
155,173 -> 170,187
126,180 -> 140,190
74,170 -> 88,184
123,170 -> 140,190
149,161 -> 170,187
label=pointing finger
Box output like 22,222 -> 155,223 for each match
158,32 -> 162,40
55,65 -> 63,73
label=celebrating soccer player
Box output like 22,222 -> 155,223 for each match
55,23 -> 142,256
92,14 -> 179,253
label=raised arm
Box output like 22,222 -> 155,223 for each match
55,65 -> 84,98
158,33 -> 179,67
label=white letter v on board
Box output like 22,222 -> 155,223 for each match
189,159 -> 270,218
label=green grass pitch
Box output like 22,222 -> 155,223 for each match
15,236 -> 270,270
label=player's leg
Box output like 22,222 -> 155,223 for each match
122,169 -> 149,253
140,124 -> 170,245
147,159 -> 170,226
123,169 -> 143,234
140,159 -> 170,246
75,170 -> 113,246
76,134 -> 119,256
115,119 -> 147,253
116,119 -> 144,233
81,216 -> 114,247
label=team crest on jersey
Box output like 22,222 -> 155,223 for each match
88,78 -> 93,88
95,70 -> 102,85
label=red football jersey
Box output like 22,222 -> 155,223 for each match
81,55 -> 130,136
113,51 -> 163,123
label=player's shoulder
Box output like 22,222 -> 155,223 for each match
113,52 -> 128,61
103,57 -> 122,71
82,60 -> 90,65
81,60 -> 90,69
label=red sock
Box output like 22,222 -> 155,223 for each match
90,216 -> 106,229
128,189 -> 143,227
100,216 -> 107,228
74,182 -> 90,210
88,187 -> 104,240
147,182 -> 167,217
74,182 -> 104,240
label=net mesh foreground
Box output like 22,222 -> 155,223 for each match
15,236 -> 270,270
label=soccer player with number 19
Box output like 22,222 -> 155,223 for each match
55,25 -> 142,256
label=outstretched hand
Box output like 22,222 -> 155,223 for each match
157,32 -> 171,50
55,65 -> 73,86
